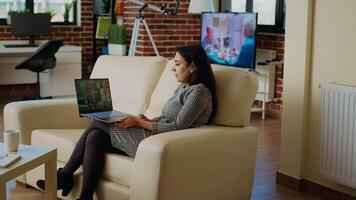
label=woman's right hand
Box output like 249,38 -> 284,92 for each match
115,116 -> 138,128
138,114 -> 161,122
117,115 -> 153,131
138,114 -> 149,121
150,116 -> 161,122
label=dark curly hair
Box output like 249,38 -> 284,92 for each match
176,44 -> 217,123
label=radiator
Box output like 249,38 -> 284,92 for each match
319,82 -> 356,188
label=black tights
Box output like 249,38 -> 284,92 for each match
62,120 -> 126,199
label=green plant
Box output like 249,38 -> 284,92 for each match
7,9 -> 30,15
108,24 -> 126,44
64,0 -> 74,23
43,8 -> 57,20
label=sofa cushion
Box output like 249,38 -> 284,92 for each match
211,64 -> 258,126
91,56 -> 168,115
144,59 -> 180,118
103,153 -> 134,187
31,129 -> 134,187
31,129 -> 83,163
145,60 -> 258,126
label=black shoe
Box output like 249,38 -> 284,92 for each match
36,168 -> 74,196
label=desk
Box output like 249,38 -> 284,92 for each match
0,41 -> 82,97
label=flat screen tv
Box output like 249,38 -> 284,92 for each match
201,12 -> 258,69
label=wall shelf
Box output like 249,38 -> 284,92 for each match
93,0 -> 124,65
251,48 -> 278,119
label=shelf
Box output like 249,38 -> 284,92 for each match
95,13 -> 111,16
93,0 -> 120,65
251,107 -> 264,112
251,49 -> 278,120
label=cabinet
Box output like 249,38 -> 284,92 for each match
0,41 -> 82,97
40,49 -> 82,97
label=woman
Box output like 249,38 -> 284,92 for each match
36,44 -> 217,200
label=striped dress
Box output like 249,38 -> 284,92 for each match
108,83 -> 213,157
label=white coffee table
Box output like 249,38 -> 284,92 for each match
0,143 -> 57,200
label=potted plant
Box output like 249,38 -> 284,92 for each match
7,10 -> 16,24
43,9 -> 57,21
7,9 -> 30,25
63,0 -> 74,23
108,24 -> 126,55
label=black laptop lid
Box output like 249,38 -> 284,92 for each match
75,79 -> 113,114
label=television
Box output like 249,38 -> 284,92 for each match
6,13 -> 51,48
201,12 -> 258,69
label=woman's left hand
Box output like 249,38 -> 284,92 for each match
115,116 -> 139,128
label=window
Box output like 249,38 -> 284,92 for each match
0,0 -> 77,25
34,0 -> 76,23
231,0 -> 246,12
252,0 -> 276,25
0,0 -> 26,18
221,0 -> 285,33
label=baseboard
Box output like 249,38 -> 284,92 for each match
276,171 -> 304,191
303,180 -> 356,200
15,180 -> 31,188
276,171 -> 356,200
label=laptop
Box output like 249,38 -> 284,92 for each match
74,79 -> 128,123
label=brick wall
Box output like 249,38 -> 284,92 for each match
0,0 -> 93,98
123,0 -> 200,57
123,0 -> 284,110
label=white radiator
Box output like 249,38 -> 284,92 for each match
319,83 -> 356,188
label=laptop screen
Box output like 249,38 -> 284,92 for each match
75,79 -> 113,114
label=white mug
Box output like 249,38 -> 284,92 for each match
4,130 -> 20,152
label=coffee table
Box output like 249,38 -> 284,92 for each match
0,143 -> 57,200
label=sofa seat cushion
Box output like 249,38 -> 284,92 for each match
31,129 -> 83,163
31,129 -> 134,187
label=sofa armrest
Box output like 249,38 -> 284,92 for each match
130,125 -> 258,200
4,98 -> 90,145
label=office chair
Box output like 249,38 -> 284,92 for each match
15,39 -> 64,99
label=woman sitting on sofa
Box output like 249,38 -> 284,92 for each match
36,44 -> 217,200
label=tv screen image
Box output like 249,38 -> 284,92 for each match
201,12 -> 257,69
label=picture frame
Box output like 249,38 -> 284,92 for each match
96,16 -> 111,39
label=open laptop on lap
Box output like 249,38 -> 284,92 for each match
75,79 -> 128,123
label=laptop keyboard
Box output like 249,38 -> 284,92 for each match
88,111 -> 128,119
90,111 -> 112,119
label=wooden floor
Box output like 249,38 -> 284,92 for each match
250,117 -> 321,200
0,99 -> 322,200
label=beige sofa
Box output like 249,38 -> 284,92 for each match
4,56 -> 259,200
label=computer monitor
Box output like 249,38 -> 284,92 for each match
8,13 -> 51,48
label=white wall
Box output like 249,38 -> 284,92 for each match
305,0 -> 356,195
279,0 -> 313,179
280,0 -> 356,195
